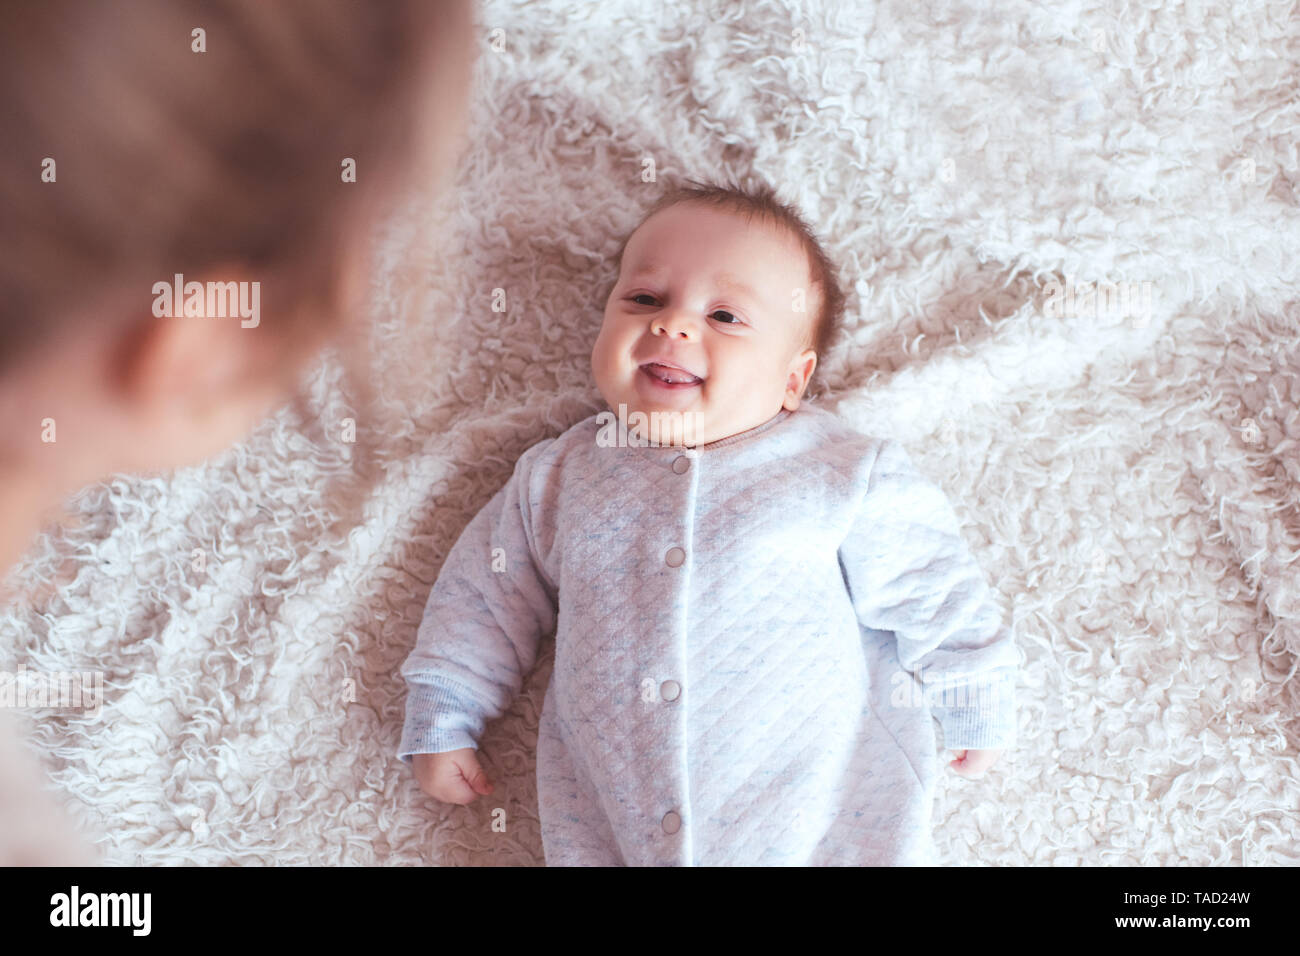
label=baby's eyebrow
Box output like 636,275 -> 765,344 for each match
712,273 -> 760,303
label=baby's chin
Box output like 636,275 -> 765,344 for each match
594,387 -> 709,446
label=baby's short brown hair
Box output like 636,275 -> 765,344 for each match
614,177 -> 846,390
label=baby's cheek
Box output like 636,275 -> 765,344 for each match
591,320 -> 621,364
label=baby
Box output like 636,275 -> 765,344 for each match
398,180 -> 1018,865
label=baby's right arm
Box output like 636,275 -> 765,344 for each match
398,439 -> 560,800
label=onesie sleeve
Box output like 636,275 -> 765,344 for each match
398,439 -> 559,761
839,438 -> 1018,750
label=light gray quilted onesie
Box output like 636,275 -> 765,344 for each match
399,402 -> 1017,865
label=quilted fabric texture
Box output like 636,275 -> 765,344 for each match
400,404 -> 1017,864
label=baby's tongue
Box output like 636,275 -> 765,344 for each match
648,363 -> 698,384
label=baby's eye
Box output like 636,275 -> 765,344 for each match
711,310 -> 740,324
630,294 -> 657,306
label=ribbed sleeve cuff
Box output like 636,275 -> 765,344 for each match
929,667 -> 1017,750
397,677 -> 488,762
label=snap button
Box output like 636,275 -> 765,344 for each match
661,810 -> 681,834
665,547 -> 685,567
660,680 -> 681,701
672,456 -> 691,474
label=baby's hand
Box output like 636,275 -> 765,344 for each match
947,748 -> 1003,778
412,748 -> 495,804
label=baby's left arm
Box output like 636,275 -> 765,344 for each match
839,438 -> 1018,769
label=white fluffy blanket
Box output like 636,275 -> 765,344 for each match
3,0 -> 1298,865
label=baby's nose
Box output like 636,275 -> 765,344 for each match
651,312 -> 697,338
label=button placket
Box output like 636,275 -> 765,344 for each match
666,450 -> 692,567
660,449 -> 692,851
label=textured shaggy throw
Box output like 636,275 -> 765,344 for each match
2,0 -> 1298,866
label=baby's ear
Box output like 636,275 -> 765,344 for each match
783,348 -> 817,410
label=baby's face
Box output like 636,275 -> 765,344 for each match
591,202 -> 818,446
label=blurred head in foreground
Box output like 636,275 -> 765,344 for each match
0,0 -> 477,572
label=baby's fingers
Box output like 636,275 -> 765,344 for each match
947,749 -> 972,776
460,754 -> 493,801
948,748 -> 1003,778
444,752 -> 494,803
436,773 -> 485,805
413,750 -> 493,804
464,763 -> 495,796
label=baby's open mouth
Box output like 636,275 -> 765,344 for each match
640,362 -> 703,387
